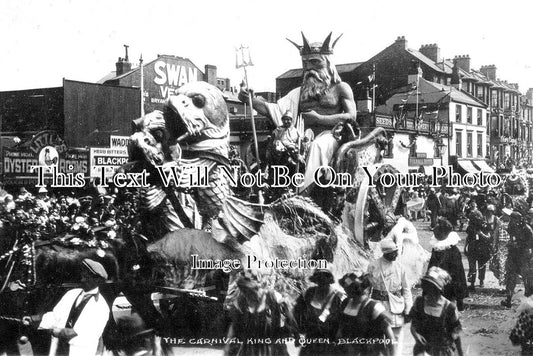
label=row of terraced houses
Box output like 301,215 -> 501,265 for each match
278,36 -> 533,174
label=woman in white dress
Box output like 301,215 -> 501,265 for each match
384,215 -> 431,288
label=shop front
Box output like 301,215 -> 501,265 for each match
2,130 -> 89,191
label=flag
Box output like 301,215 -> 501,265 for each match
296,114 -> 304,137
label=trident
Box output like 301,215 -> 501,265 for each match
236,45 -> 264,203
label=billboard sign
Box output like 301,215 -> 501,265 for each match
89,147 -> 129,179
2,131 -> 89,185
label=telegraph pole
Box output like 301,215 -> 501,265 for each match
140,54 -> 144,116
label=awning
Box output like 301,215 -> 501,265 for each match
473,160 -> 495,173
457,160 -> 480,174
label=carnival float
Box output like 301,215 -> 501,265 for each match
0,80 -> 417,352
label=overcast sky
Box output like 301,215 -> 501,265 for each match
1,0 -> 532,93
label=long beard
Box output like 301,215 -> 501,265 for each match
301,69 -> 331,101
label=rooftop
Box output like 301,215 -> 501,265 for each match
277,62 -> 363,80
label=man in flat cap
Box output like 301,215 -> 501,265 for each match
23,259 -> 110,356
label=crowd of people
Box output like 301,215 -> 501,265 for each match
0,186 -> 139,243
3,179 -> 533,355
219,183 -> 533,356
222,244 -> 462,356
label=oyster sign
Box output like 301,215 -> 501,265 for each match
2,130 -> 88,185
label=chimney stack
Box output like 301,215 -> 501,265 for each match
419,44 -> 440,62
453,55 -> 471,73
395,36 -> 407,49
204,64 -> 217,85
115,57 -> 132,76
480,65 -> 497,81
115,45 -> 132,76
451,60 -> 462,90
527,88 -> 533,102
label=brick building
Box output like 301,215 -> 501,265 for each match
274,36 -> 533,172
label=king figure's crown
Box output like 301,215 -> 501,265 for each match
287,32 -> 343,56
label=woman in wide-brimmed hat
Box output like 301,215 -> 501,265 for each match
332,271 -> 395,356
410,267 -> 463,356
293,269 -> 343,355
224,270 -> 298,356
428,218 -> 468,311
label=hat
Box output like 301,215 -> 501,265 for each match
434,218 -> 453,240
287,32 -> 343,56
338,270 -> 370,291
309,268 -> 334,284
486,204 -> 495,212
236,269 -> 262,293
116,314 -> 154,340
38,187 -> 48,194
511,211 -> 523,220
421,266 -> 451,292
384,213 -> 399,229
380,239 -> 398,254
104,219 -> 116,228
19,187 -> 28,194
281,110 -> 293,120
79,196 -> 93,204
82,259 -> 108,280
502,207 -> 513,216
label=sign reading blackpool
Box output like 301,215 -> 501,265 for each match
89,147 -> 129,179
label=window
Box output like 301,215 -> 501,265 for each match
467,131 -> 473,157
456,130 -> 463,157
467,107 -> 472,124
477,109 -> 482,126
456,105 -> 462,122
477,132 -> 483,157
491,90 -> 498,107
505,93 -> 510,109
477,86 -> 484,101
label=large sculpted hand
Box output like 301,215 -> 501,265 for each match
301,110 -> 322,126
238,84 -> 268,117
238,85 -> 253,104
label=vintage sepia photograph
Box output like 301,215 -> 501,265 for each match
1,0 -> 533,355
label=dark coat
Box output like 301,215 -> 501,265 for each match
428,245 -> 469,300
